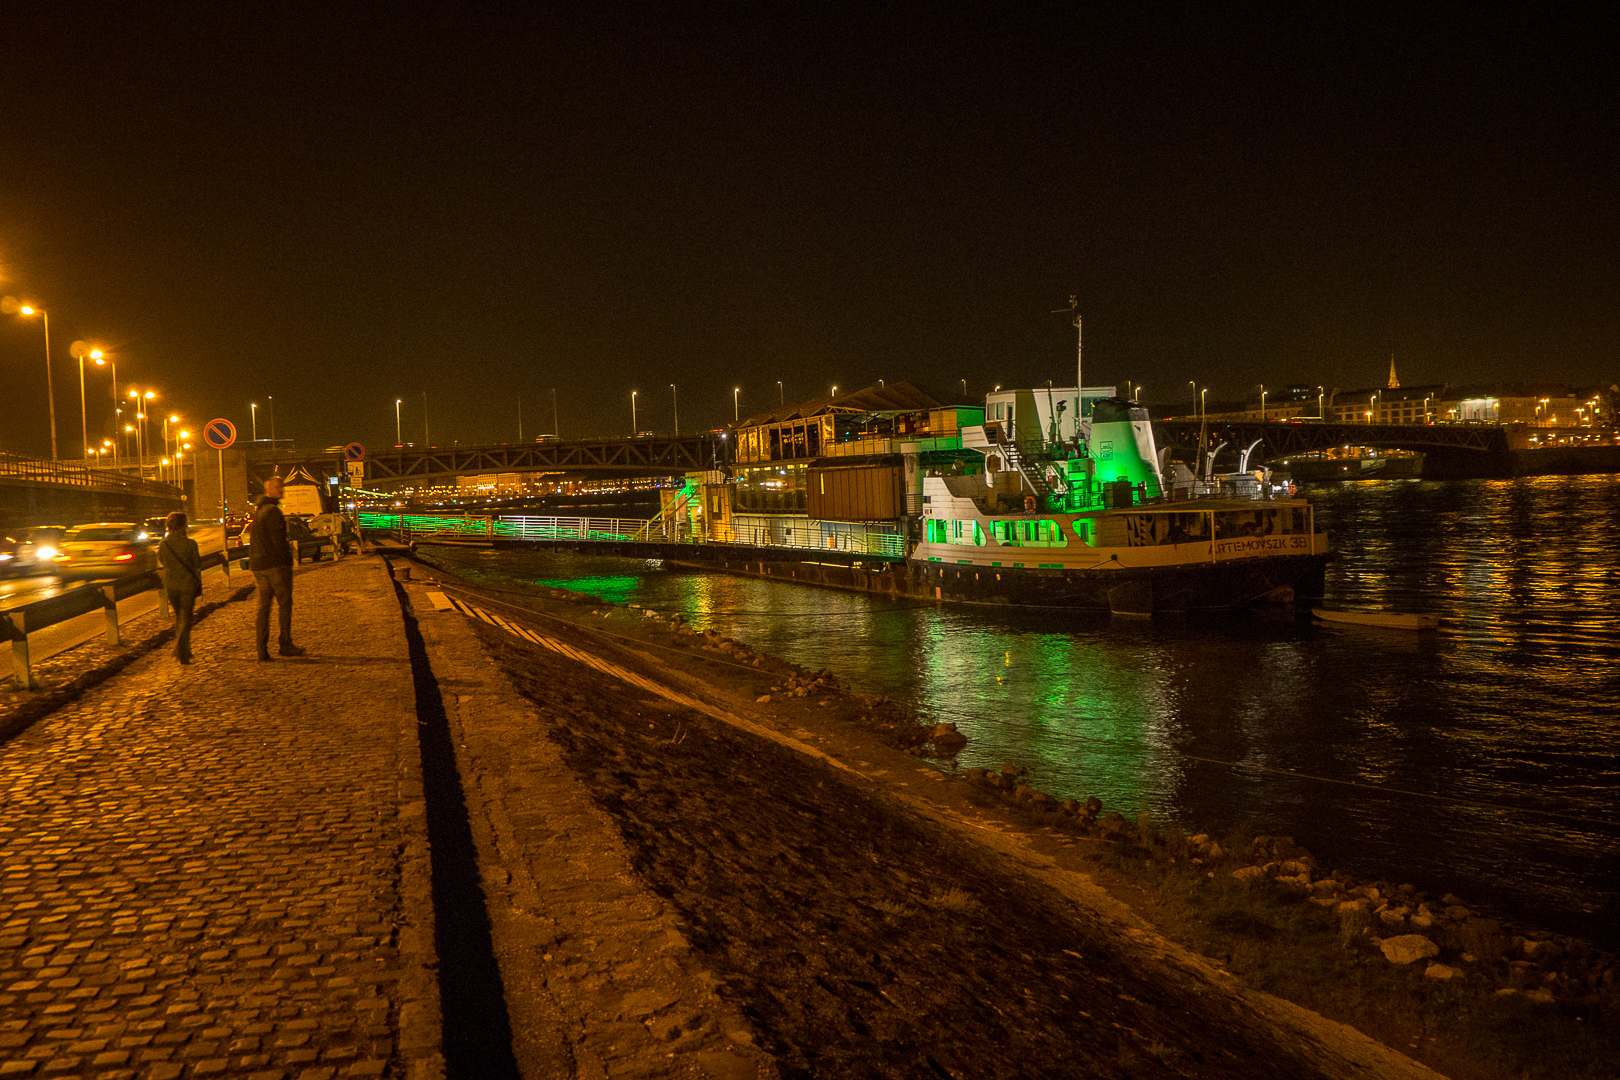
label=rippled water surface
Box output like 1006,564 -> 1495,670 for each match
419,476 -> 1620,946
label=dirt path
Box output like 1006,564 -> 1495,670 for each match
413,572 -> 1448,1080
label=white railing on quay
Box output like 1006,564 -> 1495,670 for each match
369,510 -> 907,559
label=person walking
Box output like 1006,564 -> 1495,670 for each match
250,475 -> 306,660
157,511 -> 203,664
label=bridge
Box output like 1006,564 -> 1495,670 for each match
248,433 -> 716,489
1150,418 -> 1514,460
0,451 -> 183,532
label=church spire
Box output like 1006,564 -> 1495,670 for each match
1387,353 -> 1400,389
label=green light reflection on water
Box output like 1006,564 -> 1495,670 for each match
911,618 -> 1173,814
532,575 -> 644,606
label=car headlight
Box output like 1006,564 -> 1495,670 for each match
37,546 -> 57,560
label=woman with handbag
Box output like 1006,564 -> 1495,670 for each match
158,511 -> 204,664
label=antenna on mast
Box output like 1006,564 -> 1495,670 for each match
1052,295 -> 1082,410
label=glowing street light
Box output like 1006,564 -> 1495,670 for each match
631,389 -> 638,433
394,399 -> 402,446
671,384 -> 679,435
3,298 -> 57,458
733,387 -> 740,422
70,342 -> 106,460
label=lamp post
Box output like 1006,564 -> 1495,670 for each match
269,395 -> 277,450
733,387 -> 740,422
1318,386 -> 1325,420
6,301 -> 57,459
394,399 -> 402,445
1189,380 -> 1196,417
251,402 -> 258,441
1260,386 -> 1267,420
70,342 -> 104,460
631,390 -> 638,434
1200,388 -> 1208,418
777,380 -> 784,405
91,355 -> 119,469
162,415 -> 179,483
671,384 -> 679,435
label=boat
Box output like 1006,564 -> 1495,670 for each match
1311,608 -> 1439,631
912,393 -> 1332,614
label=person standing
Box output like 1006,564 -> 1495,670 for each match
250,476 -> 306,660
158,511 -> 203,664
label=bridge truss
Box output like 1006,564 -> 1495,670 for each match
1150,419 -> 1511,460
251,434 -> 716,487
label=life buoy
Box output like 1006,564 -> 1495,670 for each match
1024,495 -> 1037,513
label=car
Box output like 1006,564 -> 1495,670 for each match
12,526 -> 69,577
56,522 -> 159,580
0,535 -> 19,578
236,513 -> 334,562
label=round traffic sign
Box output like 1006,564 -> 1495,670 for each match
344,441 -> 365,462
203,418 -> 237,450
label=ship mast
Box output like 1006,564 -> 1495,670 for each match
1068,295 -> 1082,400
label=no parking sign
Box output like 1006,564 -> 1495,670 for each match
203,418 -> 237,450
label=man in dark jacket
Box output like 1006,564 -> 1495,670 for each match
250,476 -> 306,660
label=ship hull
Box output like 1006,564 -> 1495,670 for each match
905,551 -> 1329,614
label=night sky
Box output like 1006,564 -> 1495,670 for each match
2,4 -> 1614,458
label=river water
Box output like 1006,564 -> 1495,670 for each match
416,476 -> 1620,947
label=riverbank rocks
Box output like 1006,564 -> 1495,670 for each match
1232,866 -> 1268,885
1424,963 -> 1463,980
1379,935 -> 1440,965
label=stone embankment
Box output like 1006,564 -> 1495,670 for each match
953,764 -> 1619,1014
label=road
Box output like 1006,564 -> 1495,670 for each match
0,525 -> 228,613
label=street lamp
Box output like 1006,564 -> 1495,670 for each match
162,415 -> 180,482
70,342 -> 104,459
631,389 -> 638,433
1189,380 -> 1196,417
1260,386 -> 1267,420
733,387 -> 740,422
777,380 -> 784,405
1318,386 -> 1325,420
395,399 -> 402,446
671,384 -> 679,435
1200,388 -> 1208,418
4,299 -> 57,459
251,402 -> 259,441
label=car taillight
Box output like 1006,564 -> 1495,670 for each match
114,551 -> 135,562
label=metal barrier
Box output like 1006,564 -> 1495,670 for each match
2,533 -> 342,689
360,511 -> 907,559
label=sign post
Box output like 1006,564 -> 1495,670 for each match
204,419 -> 238,580
343,443 -> 366,551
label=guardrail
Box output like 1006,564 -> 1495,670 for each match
359,511 -> 908,559
0,451 -> 181,500
2,533 -> 345,690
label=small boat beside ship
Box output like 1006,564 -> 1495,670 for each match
1311,607 -> 1440,631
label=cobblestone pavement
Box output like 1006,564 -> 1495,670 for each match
0,556 -> 438,1080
